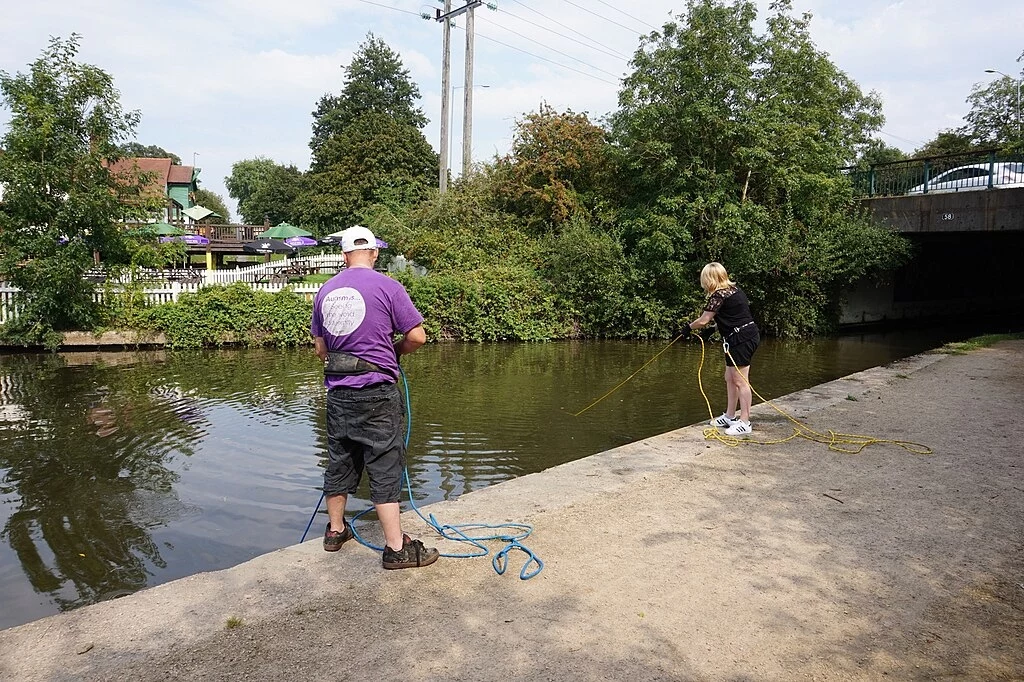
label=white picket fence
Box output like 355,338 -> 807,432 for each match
0,280 -> 324,325
0,254 -> 424,325
202,253 -> 347,284
0,284 -> 18,325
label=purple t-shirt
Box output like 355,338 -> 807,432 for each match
310,267 -> 424,389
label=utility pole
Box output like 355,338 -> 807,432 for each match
438,0 -> 452,193
435,1 -> 482,191
462,3 -> 476,177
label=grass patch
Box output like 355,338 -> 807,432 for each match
226,616 -> 244,629
294,273 -> 333,284
935,332 -> 1024,355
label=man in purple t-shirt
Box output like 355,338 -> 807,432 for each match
310,225 -> 438,569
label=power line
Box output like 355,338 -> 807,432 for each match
878,129 -> 923,148
464,27 -> 620,86
351,0 -> 426,17
506,0 -> 630,60
560,0 -> 644,36
478,15 -> 624,78
496,6 -> 629,61
592,0 -> 660,32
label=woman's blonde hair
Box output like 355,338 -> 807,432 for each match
700,262 -> 736,294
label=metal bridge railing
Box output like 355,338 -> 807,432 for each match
843,149 -> 1024,198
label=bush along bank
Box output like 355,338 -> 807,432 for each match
3,272 -> 574,351
133,273 -> 571,348
109,283 -> 314,350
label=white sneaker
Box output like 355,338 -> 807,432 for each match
724,420 -> 752,436
710,413 -> 737,428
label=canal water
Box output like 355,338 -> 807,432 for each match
0,329 -> 961,629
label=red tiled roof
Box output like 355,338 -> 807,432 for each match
108,157 -> 172,185
106,157 -> 173,199
168,165 -> 194,184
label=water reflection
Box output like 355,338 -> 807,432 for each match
0,328 -> 972,629
0,354 -> 200,611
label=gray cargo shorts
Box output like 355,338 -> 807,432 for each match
324,382 -> 405,504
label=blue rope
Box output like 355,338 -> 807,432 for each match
301,367 -> 544,580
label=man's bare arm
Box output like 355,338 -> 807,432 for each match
395,324 -> 426,356
313,336 -> 328,362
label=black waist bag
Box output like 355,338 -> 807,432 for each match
324,351 -> 384,376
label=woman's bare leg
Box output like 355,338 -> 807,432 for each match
724,367 -> 738,418
735,365 -> 752,422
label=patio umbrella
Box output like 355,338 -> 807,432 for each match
257,222 -> 312,239
148,223 -> 184,236
160,234 -> 210,246
182,205 -> 222,222
242,238 -> 296,255
125,222 -> 182,237
283,236 -> 318,248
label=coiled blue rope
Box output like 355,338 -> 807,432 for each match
301,368 -> 543,580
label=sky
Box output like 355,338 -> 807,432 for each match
1,0 -> 1022,220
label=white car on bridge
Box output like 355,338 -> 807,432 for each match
908,162 -> 1024,194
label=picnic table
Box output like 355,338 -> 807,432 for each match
269,263 -> 328,280
164,269 -> 204,284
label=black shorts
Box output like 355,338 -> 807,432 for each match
324,382 -> 405,504
725,333 -> 760,367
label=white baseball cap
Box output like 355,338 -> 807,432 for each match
340,225 -> 379,253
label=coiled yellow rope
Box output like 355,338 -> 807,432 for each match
697,336 -> 932,455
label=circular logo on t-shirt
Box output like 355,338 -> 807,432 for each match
322,287 -> 366,336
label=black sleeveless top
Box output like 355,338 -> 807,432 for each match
704,286 -> 758,341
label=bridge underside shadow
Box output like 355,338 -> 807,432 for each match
842,188 -> 1024,327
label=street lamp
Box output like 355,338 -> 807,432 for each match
985,68 -> 1022,139
450,84 -> 489,174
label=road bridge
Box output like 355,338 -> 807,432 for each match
862,186 -> 1024,234
841,186 -> 1024,326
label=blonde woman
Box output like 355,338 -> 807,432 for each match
683,262 -> 761,436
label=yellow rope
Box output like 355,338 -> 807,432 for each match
569,332 -> 932,456
571,333 -> 687,417
699,337 -> 933,455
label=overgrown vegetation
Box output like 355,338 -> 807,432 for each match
126,283 -> 313,350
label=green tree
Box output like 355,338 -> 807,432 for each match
608,0 -> 904,336
914,129 -> 977,157
492,104 -> 616,234
962,71 -> 1023,150
299,112 -> 436,231
309,33 -> 428,162
392,173 -> 533,273
242,163 -> 303,227
0,35 -> 153,347
297,35 -> 437,232
541,219 -> 637,337
192,187 -> 231,224
224,157 -> 275,224
118,142 -> 181,164
856,139 -> 908,167
225,158 -> 303,226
